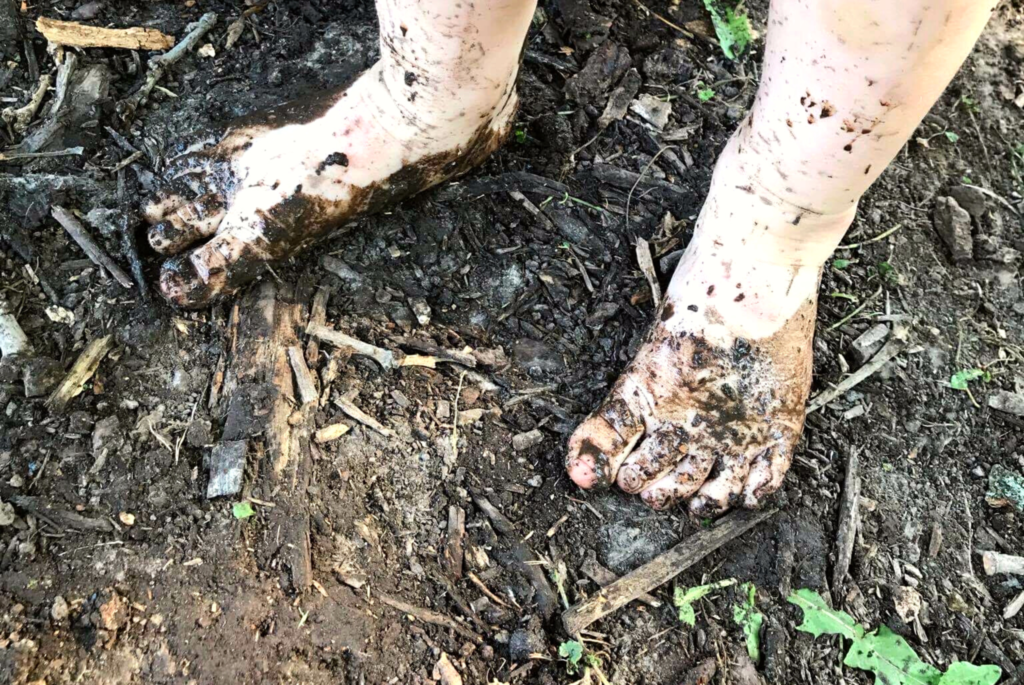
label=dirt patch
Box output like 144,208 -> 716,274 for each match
1,1 -> 1023,683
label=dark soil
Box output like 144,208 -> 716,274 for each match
2,1 -> 1024,683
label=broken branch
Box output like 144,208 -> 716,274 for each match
51,206 -> 133,289
36,17 -> 174,50
46,335 -> 114,412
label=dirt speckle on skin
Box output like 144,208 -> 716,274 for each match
1,1 -> 1023,684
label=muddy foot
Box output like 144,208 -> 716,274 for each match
565,152 -> 854,514
145,61 -> 517,308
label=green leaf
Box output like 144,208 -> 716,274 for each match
788,588 -> 863,641
937,662 -> 1002,685
674,579 -> 736,626
949,368 -> 988,391
514,128 -> 527,144
832,259 -> 853,270
558,640 -> 584,674
698,87 -> 716,102
232,501 -> 255,519
733,583 -> 764,663
944,131 -> 960,144
702,0 -> 753,59
843,626 -> 942,685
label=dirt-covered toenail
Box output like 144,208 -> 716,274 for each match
159,255 -> 219,308
616,464 -> 645,494
567,455 -> 598,489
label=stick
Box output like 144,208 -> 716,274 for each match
334,397 -> 395,437
51,206 -> 133,288
1,73 -> 52,133
36,17 -> 174,50
376,593 -> 483,645
287,346 -> 318,406
580,552 -> 662,608
117,12 -> 217,122
307,323 -> 397,369
443,505 -> 465,580
636,237 -> 661,309
561,508 -> 776,635
46,335 -> 114,412
981,551 -> 1024,576
807,326 -> 909,413
832,448 -> 861,602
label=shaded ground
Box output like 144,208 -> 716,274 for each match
2,0 -> 1024,683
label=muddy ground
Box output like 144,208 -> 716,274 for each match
2,0 -> 1024,683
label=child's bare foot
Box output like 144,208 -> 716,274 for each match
144,2 -> 530,308
566,139 -> 855,514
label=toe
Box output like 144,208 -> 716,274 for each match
688,447 -> 763,517
740,436 -> 795,508
566,395 -> 645,489
143,188 -> 187,224
149,193 -> 226,254
637,448 -> 716,510
616,424 -> 690,494
158,224 -> 268,308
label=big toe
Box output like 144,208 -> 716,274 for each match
566,396 -> 645,489
158,233 -> 248,308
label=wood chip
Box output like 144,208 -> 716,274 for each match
981,550 -> 1024,576
307,323 -> 397,369
314,423 -> 351,444
36,17 -> 174,50
562,508 -> 776,635
46,335 -> 114,412
287,346 -> 318,406
832,448 -> 861,602
443,505 -> 465,580
1004,590 -> 1024,620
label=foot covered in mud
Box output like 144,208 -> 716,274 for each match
145,61 -> 517,308
566,149 -> 855,514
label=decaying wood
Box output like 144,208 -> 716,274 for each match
376,593 -> 484,645
36,17 -> 174,50
562,508 -> 776,635
832,448 -> 861,602
314,422 -> 350,444
334,397 -> 394,437
287,346 -> 318,406
981,550 -> 1024,576
580,551 -> 661,608
46,335 -> 114,412
220,281 -> 314,593
308,323 -> 397,369
51,206 -> 133,288
472,492 -> 558,619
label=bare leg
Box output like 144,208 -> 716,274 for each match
567,0 -> 994,513
145,0 -> 536,307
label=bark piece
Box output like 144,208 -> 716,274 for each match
443,505 -> 465,580
597,68 -> 641,129
565,40 -> 631,107
287,346 -> 318,406
933,196 -> 973,262
832,448 -> 861,602
36,17 -> 174,50
314,423 -> 350,444
561,508 -> 776,635
47,335 -> 114,412
206,440 -> 246,499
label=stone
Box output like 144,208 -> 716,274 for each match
989,390 -> 1024,417
513,429 -> 544,451
932,196 -> 973,262
508,616 -> 546,662
51,595 -> 69,622
630,94 -> 671,130
894,586 -> 922,623
0,500 -> 14,526
21,357 -> 63,398
949,185 -> 989,220
206,440 -> 247,498
92,415 -> 123,456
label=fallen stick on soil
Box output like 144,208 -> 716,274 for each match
443,505 -> 465,580
806,325 -> 909,413
1,73 -> 52,133
51,206 -> 133,288
36,17 -> 174,50
636,237 -> 662,310
0,147 -> 84,162
832,448 -> 861,602
287,346 -> 318,406
308,323 -> 397,369
981,550 -> 1024,576
472,492 -> 559,619
580,552 -> 661,608
314,422 -> 350,444
46,335 -> 114,412
561,508 -> 776,635
9,495 -> 113,533
334,397 -> 395,437
117,12 -> 217,122
376,593 -> 484,645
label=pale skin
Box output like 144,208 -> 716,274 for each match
145,0 -> 994,513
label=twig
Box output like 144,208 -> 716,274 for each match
287,346 -> 318,406
467,572 -> 510,608
626,146 -> 672,230
827,287 -> 882,332
333,397 -> 394,437
832,448 -> 861,603
376,593 -> 483,645
117,12 -> 217,123
561,509 -> 776,635
631,0 -> 695,38
1,74 -> 52,133
307,323 -> 397,369
836,223 -> 903,250
806,326 -> 909,413
0,147 -> 83,162
981,551 -> 1024,576
51,206 -> 133,288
